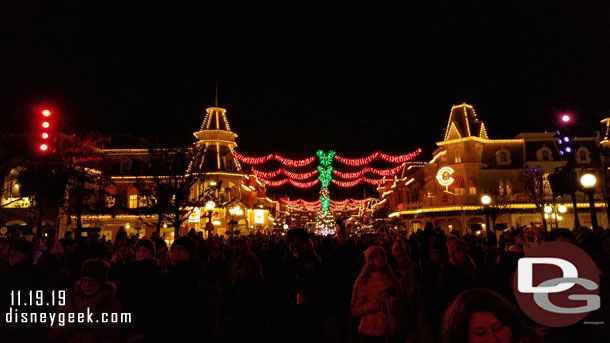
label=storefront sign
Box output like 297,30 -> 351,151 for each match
436,167 -> 455,188
188,207 -> 201,223
254,209 -> 265,224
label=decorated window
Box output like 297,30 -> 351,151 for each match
576,147 -> 591,164
536,146 -> 553,161
127,186 -> 139,209
496,148 -> 512,165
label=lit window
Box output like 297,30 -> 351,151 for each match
129,195 -> 138,208
469,186 -> 477,195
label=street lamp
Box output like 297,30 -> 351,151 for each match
580,173 -> 598,229
228,205 -> 243,241
545,203 -> 566,229
480,195 -> 496,246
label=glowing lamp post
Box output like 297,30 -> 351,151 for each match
480,195 -> 496,246
544,204 -> 566,230
580,173 -> 598,229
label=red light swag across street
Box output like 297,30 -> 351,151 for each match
251,167 -> 318,180
233,151 -> 316,167
260,178 -> 320,188
332,164 -> 405,179
334,148 -> 422,166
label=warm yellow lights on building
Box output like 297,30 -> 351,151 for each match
437,137 -> 524,146
188,207 -> 201,223
229,205 -> 243,216
254,209 -> 265,224
430,151 -> 446,164
436,167 -> 455,187
395,202 -> 606,216
558,205 -> 567,213
580,173 -> 597,188
480,195 -> 491,205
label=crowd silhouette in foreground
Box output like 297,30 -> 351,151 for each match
1,222 -> 610,343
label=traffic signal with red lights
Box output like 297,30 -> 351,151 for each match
38,108 -> 54,153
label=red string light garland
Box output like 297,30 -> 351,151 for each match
234,151 -> 316,167
280,197 -> 372,211
334,148 -> 422,166
331,178 -> 385,187
332,164 -> 405,179
261,178 -> 320,188
252,167 -> 318,180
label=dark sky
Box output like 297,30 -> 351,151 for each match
2,1 -> 610,159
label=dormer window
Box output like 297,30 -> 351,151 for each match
454,148 -> 462,164
495,148 -> 512,166
536,146 -> 553,162
576,147 -> 591,164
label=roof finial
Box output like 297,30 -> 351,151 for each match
215,81 -> 219,107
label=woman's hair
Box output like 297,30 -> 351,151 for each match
442,288 -> 541,343
234,253 -> 263,281
356,246 -> 399,286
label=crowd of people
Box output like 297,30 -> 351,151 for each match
0,222 -> 609,343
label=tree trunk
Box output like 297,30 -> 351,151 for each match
173,214 -> 181,238
156,214 -> 162,234
37,201 -> 44,237
540,210 -> 547,231
571,192 -> 580,230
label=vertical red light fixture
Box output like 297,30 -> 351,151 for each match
39,108 -> 52,152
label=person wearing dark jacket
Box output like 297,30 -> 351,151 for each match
439,239 -> 480,309
328,229 -> 361,343
159,236 -> 214,342
48,258 -> 122,343
285,228 -> 326,343
0,240 -> 47,343
118,238 -> 162,342
225,253 -> 268,343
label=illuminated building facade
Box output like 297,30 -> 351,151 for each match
380,103 -> 607,235
58,103 -> 278,242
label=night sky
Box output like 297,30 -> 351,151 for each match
2,1 -> 610,159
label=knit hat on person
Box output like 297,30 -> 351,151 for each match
134,238 -> 156,257
446,238 -> 467,256
171,236 -> 196,260
363,245 -> 386,264
80,258 -> 111,282
48,241 -> 65,255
